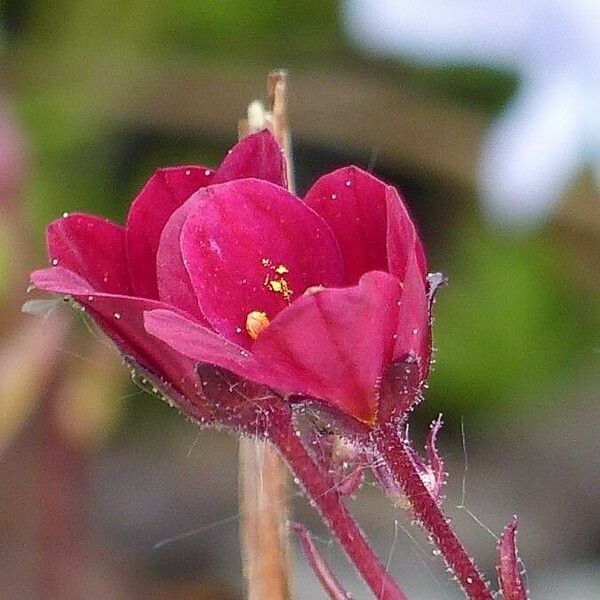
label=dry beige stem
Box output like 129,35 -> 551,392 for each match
239,437 -> 291,600
237,70 -> 293,600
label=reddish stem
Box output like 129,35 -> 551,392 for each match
269,414 -> 409,600
371,421 -> 493,600
293,523 -> 352,600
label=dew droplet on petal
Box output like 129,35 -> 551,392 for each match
113,312 -> 121,320
345,180 -> 352,187
465,577 -> 473,585
87,296 -> 94,301
62,212 -> 69,218
204,169 -> 212,176
412,328 -> 418,335
185,169 -> 191,176
331,193 -> 337,200
51,258 -> 59,266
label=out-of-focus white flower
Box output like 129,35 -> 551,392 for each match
343,0 -> 600,227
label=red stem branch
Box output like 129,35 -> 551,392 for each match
269,414 -> 409,600
371,421 -> 493,600
293,523 -> 352,600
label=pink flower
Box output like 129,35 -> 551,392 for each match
31,130 -> 431,426
30,131 -> 286,423
30,130 -> 513,600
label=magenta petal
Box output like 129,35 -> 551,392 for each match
31,266 -> 95,295
213,130 -> 286,187
155,195 -> 207,322
304,166 -> 392,284
394,252 -> 431,379
125,166 -> 215,298
180,179 -> 344,343
46,214 -> 130,294
30,266 -> 209,416
252,271 -> 403,424
386,186 -> 427,280
144,309 -> 270,384
497,518 -> 528,600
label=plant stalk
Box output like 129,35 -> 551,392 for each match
237,70 -> 293,600
239,437 -> 292,600
269,414 -> 409,600
372,421 -> 494,600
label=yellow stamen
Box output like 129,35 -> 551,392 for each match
262,260 -> 293,303
245,310 -> 270,339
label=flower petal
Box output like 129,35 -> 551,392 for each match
126,131 -> 284,302
46,214 -> 130,295
155,194 -> 208,321
125,166 -> 215,298
213,130 -> 286,187
304,166 -> 389,284
30,266 -> 213,419
152,132 -> 287,321
386,186 -> 427,280
252,271 -> 403,424
31,266 -> 96,295
144,308 -> 270,385
393,251 -> 431,378
180,179 -> 345,344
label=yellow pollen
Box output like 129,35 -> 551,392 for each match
262,259 -> 293,302
245,310 -> 270,339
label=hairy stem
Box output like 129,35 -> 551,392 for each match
372,421 -> 493,600
293,523 -> 353,600
269,414 -> 409,600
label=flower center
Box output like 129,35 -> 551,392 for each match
261,258 -> 293,302
245,310 -> 270,339
243,259 -> 295,339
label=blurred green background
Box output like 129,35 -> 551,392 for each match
1,1 -> 599,599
